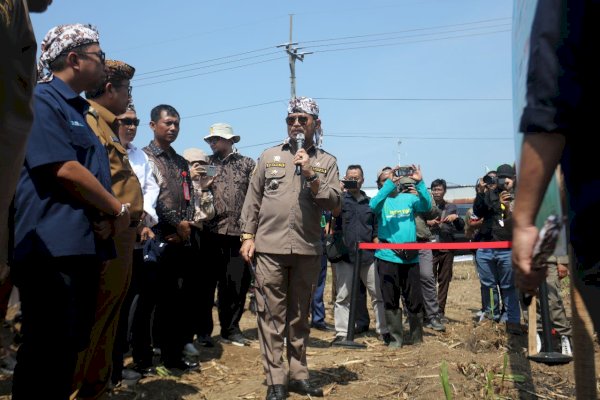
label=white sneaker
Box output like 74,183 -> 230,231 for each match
536,333 -> 542,353
183,343 -> 200,357
561,335 -> 572,356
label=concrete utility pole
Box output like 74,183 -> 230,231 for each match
277,14 -> 312,98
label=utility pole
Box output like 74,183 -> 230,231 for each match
277,14 -> 312,98
397,140 -> 402,167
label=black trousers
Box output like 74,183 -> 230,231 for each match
377,258 -> 423,314
131,242 -> 194,366
11,255 -> 100,400
200,232 -> 251,338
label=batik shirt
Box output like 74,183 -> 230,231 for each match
143,141 -> 194,239
205,151 -> 255,236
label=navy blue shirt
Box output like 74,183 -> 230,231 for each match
335,191 -> 378,265
13,77 -> 115,262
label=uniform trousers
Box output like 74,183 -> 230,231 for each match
432,250 -> 454,315
377,258 -> 423,314
11,255 -> 100,400
334,260 -> 387,336
73,227 -> 136,399
254,253 -> 321,385
418,249 -> 441,319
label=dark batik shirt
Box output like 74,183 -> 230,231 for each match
143,141 -> 194,239
205,152 -> 255,236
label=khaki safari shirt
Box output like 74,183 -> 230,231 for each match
241,142 -> 341,255
86,100 -> 143,222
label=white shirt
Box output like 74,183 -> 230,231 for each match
126,142 -> 159,227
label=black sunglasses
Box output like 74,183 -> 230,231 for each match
118,117 -> 140,127
78,50 -> 106,63
114,85 -> 132,96
286,115 -> 309,126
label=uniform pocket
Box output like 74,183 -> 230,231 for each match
264,167 -> 286,192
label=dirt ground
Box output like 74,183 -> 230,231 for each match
1,260 -> 597,399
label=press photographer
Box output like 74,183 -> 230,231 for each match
473,163 -> 521,334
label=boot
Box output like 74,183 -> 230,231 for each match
384,309 -> 403,348
408,312 -> 424,344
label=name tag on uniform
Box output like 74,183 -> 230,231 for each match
311,166 -> 327,174
266,162 -> 286,168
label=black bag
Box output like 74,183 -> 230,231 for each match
380,239 -> 419,261
325,215 -> 348,263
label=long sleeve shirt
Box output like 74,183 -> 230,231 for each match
126,142 -> 159,227
205,152 -> 255,236
143,141 -> 194,239
241,142 -> 341,255
369,179 -> 431,264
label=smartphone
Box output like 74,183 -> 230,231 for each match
395,166 -> 414,177
205,165 -> 217,177
341,180 -> 358,189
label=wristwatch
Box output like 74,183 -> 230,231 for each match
240,233 -> 255,242
114,204 -> 128,218
305,174 -> 319,183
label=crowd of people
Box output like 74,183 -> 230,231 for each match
2,1 -> 598,399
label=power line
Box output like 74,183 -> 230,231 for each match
135,47 -> 278,77
299,23 -> 510,50
132,17 -> 512,84
316,97 -> 511,101
326,134 -> 511,140
311,29 -> 510,54
297,17 -> 511,45
135,56 -> 286,88
181,99 -> 287,120
133,51 -> 281,82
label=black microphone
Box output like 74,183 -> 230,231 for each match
295,133 -> 305,176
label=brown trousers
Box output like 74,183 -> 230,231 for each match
71,227 -> 136,400
254,253 -> 321,385
433,251 -> 454,315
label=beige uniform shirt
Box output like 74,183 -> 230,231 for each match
86,100 -> 144,222
241,142 -> 341,255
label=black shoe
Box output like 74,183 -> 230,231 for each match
266,384 -> 287,400
331,335 -> 346,346
311,322 -> 335,332
380,332 -> 394,346
424,316 -> 446,332
288,379 -> 323,397
439,314 -> 449,324
132,364 -> 156,377
195,334 -> 215,348
163,359 -> 200,372
354,325 -> 369,334
222,333 -> 251,346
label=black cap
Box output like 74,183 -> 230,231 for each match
496,164 -> 515,178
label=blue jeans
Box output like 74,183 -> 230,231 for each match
475,249 -> 520,324
310,254 -> 327,325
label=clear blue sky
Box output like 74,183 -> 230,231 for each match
31,0 -> 516,187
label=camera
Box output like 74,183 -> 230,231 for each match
482,175 -> 497,185
395,166 -> 414,177
205,165 -> 217,177
341,179 -> 358,189
398,182 -> 414,192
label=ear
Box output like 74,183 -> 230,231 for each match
66,51 -> 81,71
149,120 -> 156,131
314,118 -> 321,129
105,82 -> 114,95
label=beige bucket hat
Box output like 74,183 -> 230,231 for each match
204,123 -> 240,144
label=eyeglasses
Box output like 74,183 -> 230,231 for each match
118,117 -> 140,127
286,115 -> 309,126
115,85 -> 133,96
78,50 -> 106,63
205,137 -> 221,144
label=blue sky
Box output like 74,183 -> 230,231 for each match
31,0 -> 516,187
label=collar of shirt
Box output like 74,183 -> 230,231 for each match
281,141 -> 316,155
87,99 -> 118,131
146,140 -> 176,157
48,76 -> 89,111
343,190 -> 369,203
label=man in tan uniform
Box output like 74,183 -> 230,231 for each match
240,97 -> 341,400
72,60 -> 143,399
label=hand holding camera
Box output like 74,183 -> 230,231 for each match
392,164 -> 421,183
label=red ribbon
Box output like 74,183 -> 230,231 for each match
358,241 -> 511,250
